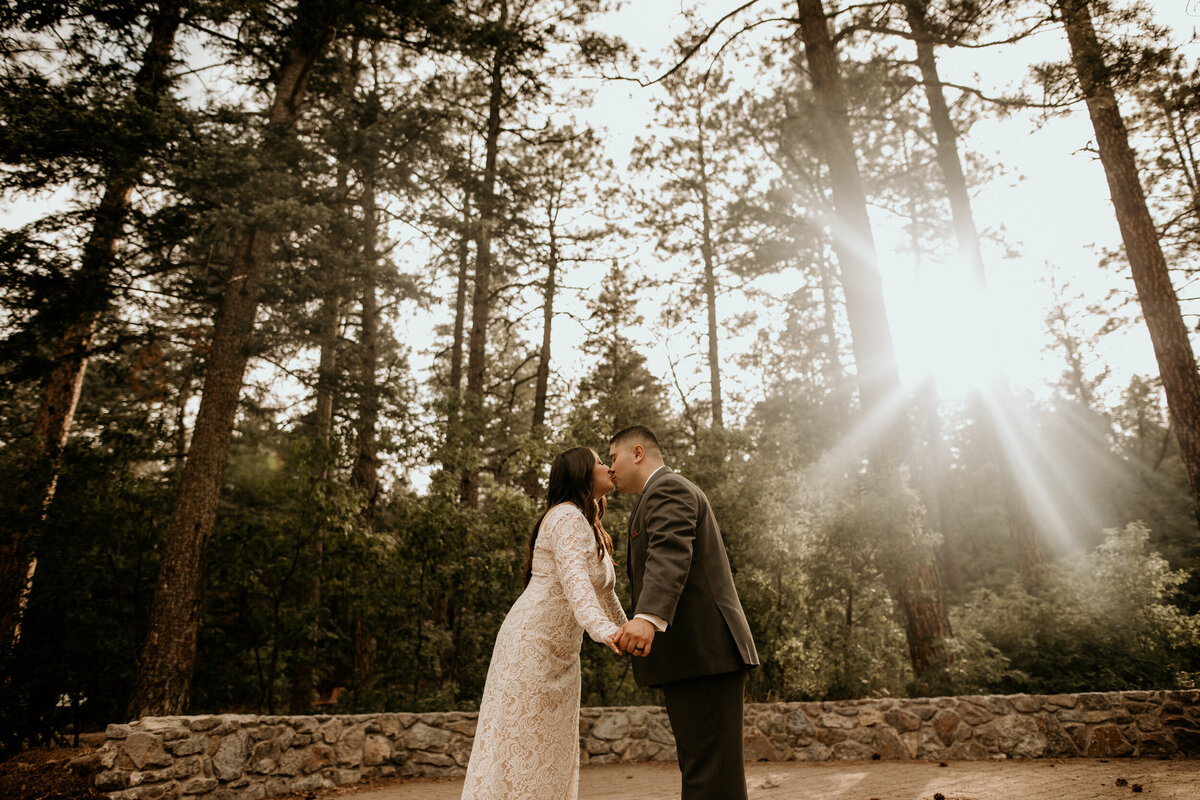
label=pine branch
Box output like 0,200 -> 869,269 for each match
607,0 -> 768,88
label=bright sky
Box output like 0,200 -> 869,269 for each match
559,0 -> 1200,412
4,1 -> 1199,437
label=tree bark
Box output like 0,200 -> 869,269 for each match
352,143 -> 381,528
289,163 -> 348,715
0,0 -> 184,654
353,610 -> 376,694
795,0 -> 903,452
1059,0 -> 1200,523
795,0 -> 953,678
696,97 -> 724,430
314,293 -> 341,460
914,381 -> 963,594
894,560 -> 951,676
461,0 -> 508,507
449,194 -> 472,408
440,191 -> 472,483
902,0 -> 985,283
816,250 -> 847,426
974,392 -> 1044,577
532,213 -> 557,437
173,363 -> 195,467
523,202 -> 558,498
289,295 -> 337,715
127,2 -> 340,718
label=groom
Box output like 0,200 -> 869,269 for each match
608,425 -> 758,800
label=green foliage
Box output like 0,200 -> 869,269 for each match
741,474 -> 918,701
3,0 -> 1200,752
566,263 -> 671,450
0,397 -> 172,752
956,523 -> 1200,693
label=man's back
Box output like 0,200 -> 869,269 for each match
627,469 -> 758,688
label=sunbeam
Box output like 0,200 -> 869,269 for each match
982,388 -> 1085,552
982,386 -> 1118,554
800,377 -> 920,487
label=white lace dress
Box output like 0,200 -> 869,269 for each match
460,503 -> 627,800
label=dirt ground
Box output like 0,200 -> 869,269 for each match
0,746 -> 108,800
313,759 -> 1200,800
6,745 -> 1198,800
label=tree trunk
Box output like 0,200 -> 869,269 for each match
795,0 -> 953,678
289,163 -> 348,715
127,4 -> 339,718
352,147 -> 381,528
461,0 -> 508,507
449,195 -> 472,407
696,99 -> 724,430
314,294 -> 341,461
903,0 -> 1044,577
523,207 -> 558,498
903,0 -> 985,283
1059,0 -> 1200,523
353,610 -> 376,694
795,0 -> 904,448
173,363 -> 195,467
894,560 -> 951,676
0,0 -> 184,654
915,381 -> 963,594
977,389 -> 1044,577
816,250 -> 847,427
532,214 -> 557,436
440,192 -> 472,483
289,296 -> 337,715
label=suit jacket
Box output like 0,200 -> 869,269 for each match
627,468 -> 758,687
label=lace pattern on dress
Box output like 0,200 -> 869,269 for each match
460,504 -> 626,800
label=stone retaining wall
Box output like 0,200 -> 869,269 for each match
83,690 -> 1200,800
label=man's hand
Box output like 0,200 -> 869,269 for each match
614,618 -> 656,657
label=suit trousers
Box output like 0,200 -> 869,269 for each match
661,669 -> 748,800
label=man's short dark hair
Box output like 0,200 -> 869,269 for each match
610,425 -> 660,451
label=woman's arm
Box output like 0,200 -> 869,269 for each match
601,572 -> 629,629
548,507 -> 622,645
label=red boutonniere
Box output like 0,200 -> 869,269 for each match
630,528 -> 641,539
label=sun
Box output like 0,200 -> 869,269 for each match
881,258 -> 1036,398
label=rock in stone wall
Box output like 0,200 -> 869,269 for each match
90,690 -> 1199,799
737,691 -> 1200,763
91,712 -> 477,800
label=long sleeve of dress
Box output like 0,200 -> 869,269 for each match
549,509 -> 622,643
602,585 -> 628,630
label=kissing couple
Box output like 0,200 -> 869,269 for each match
460,425 -> 759,800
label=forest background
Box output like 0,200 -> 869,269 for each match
2,0 -> 1200,754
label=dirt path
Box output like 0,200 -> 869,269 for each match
315,758 -> 1200,800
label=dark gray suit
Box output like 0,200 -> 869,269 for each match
626,467 -> 758,800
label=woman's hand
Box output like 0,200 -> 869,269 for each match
603,632 -> 622,655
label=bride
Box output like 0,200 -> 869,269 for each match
460,446 -> 627,800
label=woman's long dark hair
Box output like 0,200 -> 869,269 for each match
522,447 -> 613,586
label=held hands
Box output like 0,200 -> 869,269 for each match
603,632 -> 622,655
613,618 -> 656,657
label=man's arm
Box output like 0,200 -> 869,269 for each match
635,477 -> 698,624
615,478 -> 696,656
